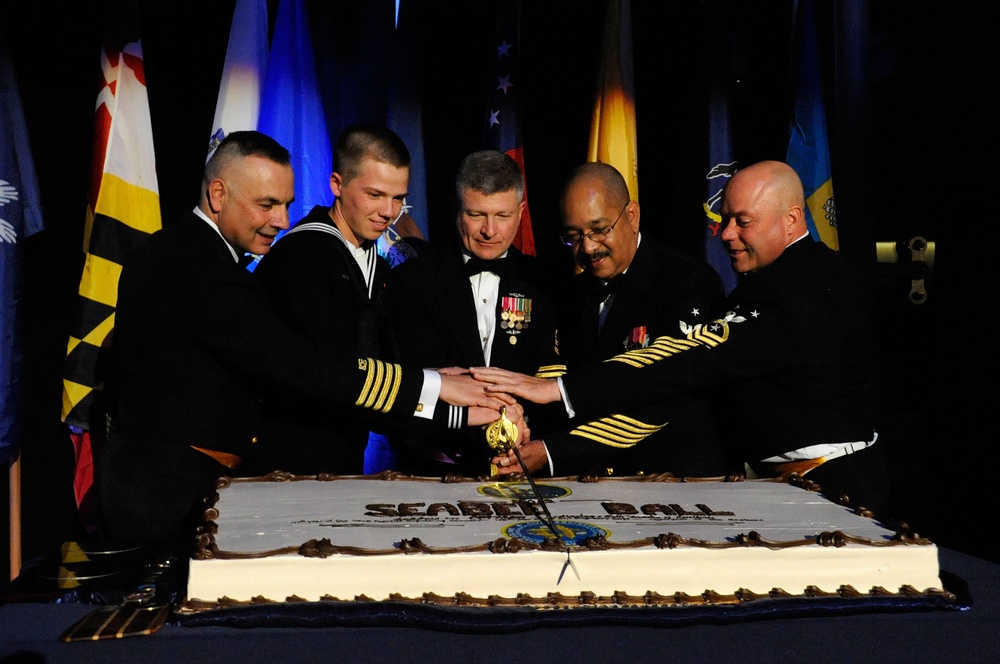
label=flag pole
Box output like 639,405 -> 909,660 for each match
9,455 -> 21,581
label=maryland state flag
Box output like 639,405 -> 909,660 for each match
588,0 -> 638,202
482,0 -> 535,256
61,6 -> 161,524
785,0 -> 838,250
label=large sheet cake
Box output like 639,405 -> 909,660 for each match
181,473 -> 945,611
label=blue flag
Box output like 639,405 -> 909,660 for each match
385,0 -> 428,242
377,0 -> 429,268
0,41 -> 45,466
701,0 -> 739,295
785,0 -> 838,250
258,0 -> 333,232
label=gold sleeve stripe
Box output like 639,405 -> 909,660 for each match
371,360 -> 386,410
356,358 -> 403,413
607,320 -> 730,367
576,422 -> 662,442
590,413 -> 665,431
535,364 -> 567,378
386,362 -> 403,410
568,414 -> 667,448
376,362 -> 401,412
570,431 -> 637,448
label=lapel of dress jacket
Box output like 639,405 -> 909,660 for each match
444,252 -> 489,366
561,273 -> 601,366
190,211 -> 239,264
596,239 -> 651,359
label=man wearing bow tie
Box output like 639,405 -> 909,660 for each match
387,150 -> 564,476
520,161 -> 729,478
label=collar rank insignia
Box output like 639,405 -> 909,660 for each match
500,294 -> 531,345
623,325 -> 649,351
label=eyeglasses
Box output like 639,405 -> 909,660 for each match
558,203 -> 628,247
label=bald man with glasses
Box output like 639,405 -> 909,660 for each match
508,161 -> 729,479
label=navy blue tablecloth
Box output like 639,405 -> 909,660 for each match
1,548 -> 996,663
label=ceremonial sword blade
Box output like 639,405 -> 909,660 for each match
509,443 -> 577,585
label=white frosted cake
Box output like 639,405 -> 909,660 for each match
180,472 -> 946,611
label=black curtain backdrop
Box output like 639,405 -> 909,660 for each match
1,0 -> 990,570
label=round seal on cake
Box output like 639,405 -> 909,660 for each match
478,482 -> 572,500
503,521 -> 608,545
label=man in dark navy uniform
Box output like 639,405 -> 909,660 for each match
250,125 -> 411,476
478,161 -> 889,515
100,132 -> 509,544
493,161 -> 728,479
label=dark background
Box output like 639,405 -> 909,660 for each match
2,0 -> 990,572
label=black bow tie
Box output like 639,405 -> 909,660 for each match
464,255 -> 511,279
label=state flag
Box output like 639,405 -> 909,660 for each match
207,0 -> 270,158
701,0 -> 739,294
0,38 -> 45,468
786,0 -> 838,250
61,10 -> 161,524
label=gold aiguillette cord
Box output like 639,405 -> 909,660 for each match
485,407 -> 579,584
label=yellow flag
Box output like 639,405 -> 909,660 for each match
587,0 -> 638,201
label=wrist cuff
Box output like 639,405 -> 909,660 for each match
434,404 -> 468,429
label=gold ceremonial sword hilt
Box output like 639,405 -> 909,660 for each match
486,406 -> 519,476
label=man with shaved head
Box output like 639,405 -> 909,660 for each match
100,131 -> 513,545
721,160 -> 815,273
479,160 -> 889,515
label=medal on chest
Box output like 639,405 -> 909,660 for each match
623,324 -> 649,351
500,294 -> 531,345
